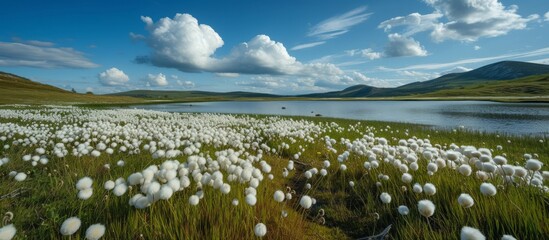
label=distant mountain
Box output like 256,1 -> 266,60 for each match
300,85 -> 386,98
375,61 -> 549,97
0,71 -> 140,104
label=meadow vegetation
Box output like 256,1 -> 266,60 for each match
0,105 -> 547,239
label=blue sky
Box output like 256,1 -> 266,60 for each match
1,0 -> 548,94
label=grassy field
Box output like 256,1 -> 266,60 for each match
0,106 -> 547,239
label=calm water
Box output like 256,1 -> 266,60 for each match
132,101 -> 549,135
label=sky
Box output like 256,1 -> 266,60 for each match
0,0 -> 548,94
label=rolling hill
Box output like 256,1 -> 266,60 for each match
419,74 -> 549,98
0,72 -> 141,105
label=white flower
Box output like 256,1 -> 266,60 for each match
273,190 -> 285,202
0,224 -> 16,240
299,195 -> 313,209
458,194 -> 474,208
525,159 -> 543,171
245,194 -> 257,206
398,205 -> 409,215
189,195 -> 200,206
417,199 -> 435,217
60,217 -> 81,236
14,172 -> 27,182
78,188 -> 93,200
423,183 -> 436,196
460,226 -> 485,240
76,177 -> 93,190
401,173 -> 412,183
85,223 -> 106,240
480,183 -> 497,196
254,223 -> 267,237
413,183 -> 423,193
104,180 -> 115,190
380,192 -> 391,204
501,234 -> 517,240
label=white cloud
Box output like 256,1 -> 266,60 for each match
378,12 -> 442,36
147,73 -> 168,86
380,47 -> 549,71
346,48 -> 382,60
0,42 -> 98,68
98,68 -> 129,86
384,33 -> 428,57
545,11 -> 549,21
308,6 -> 372,40
140,13 -> 224,72
474,45 -> 481,50
215,73 -> 240,78
291,41 -> 326,51
380,0 -> 537,43
441,66 -> 472,74
136,13 -> 391,91
428,0 -> 538,42
176,80 -> 195,88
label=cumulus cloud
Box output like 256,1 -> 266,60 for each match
545,11 -> 549,21
384,33 -> 428,57
139,13 -> 224,72
474,45 -> 481,50
380,0 -> 537,43
147,73 -> 168,86
135,13 -> 387,91
0,41 -> 98,68
291,41 -> 326,51
98,68 -> 129,86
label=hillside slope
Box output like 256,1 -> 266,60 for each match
418,74 -> 549,97
0,72 -> 141,105
373,61 -> 549,97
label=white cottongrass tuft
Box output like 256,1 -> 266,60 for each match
245,194 -> 257,206
501,234 -> 517,240
76,177 -> 93,190
458,194 -> 474,208
0,224 -> 16,240
458,165 -> 472,176
401,173 -> 412,183
104,181 -> 115,190
480,183 -> 497,196
85,223 -> 106,240
189,195 -> 200,206
417,199 -> 435,218
78,188 -> 93,200
232,198 -> 239,206
380,192 -> 391,204
525,159 -> 543,171
398,205 -> 409,215
413,183 -> 423,193
299,195 -> 313,209
423,183 -> 436,196
460,226 -> 485,240
254,223 -> 267,237
60,217 -> 81,236
273,190 -> 285,202
14,172 -> 27,182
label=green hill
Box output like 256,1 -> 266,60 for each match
0,72 -> 142,105
417,74 -> 549,97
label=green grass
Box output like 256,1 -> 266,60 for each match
0,107 -> 547,239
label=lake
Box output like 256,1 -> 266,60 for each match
131,101 -> 549,136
